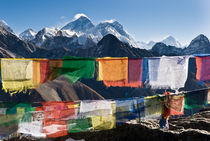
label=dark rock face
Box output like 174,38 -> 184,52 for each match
0,26 -> 34,57
95,34 -> 152,57
151,42 -> 183,56
151,34 -> 210,56
184,34 -> 210,55
40,35 -> 96,51
0,26 -> 48,58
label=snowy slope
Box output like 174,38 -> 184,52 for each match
59,14 -> 138,47
0,20 -> 14,33
138,36 -> 182,50
32,27 -> 59,46
161,36 -> 182,48
19,28 -> 37,41
137,41 -> 156,50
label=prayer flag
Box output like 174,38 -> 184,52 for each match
184,90 -> 208,109
68,118 -> 91,133
148,56 -> 189,89
196,56 -> 210,82
59,56 -> 95,83
144,95 -> 163,119
1,58 -> 34,94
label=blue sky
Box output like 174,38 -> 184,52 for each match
0,0 -> 209,45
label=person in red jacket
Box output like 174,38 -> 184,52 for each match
159,92 -> 171,130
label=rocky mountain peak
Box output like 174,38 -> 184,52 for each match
61,14 -> 94,33
161,35 -> 182,48
19,28 -> 37,41
184,34 -> 210,55
0,20 -> 14,33
190,34 -> 209,44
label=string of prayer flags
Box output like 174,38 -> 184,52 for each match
97,57 -> 144,87
0,58 -> 63,94
0,89 -> 209,139
0,55 -> 209,95
58,56 -> 95,83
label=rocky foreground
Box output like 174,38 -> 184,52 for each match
9,109 -> 210,141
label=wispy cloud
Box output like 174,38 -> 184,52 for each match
55,16 -> 71,29
60,16 -> 66,20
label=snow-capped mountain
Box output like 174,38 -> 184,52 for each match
19,28 -> 36,41
31,27 -> 59,46
0,20 -> 14,33
161,36 -> 182,48
137,41 -> 156,50
94,20 -> 138,47
29,13 -> 138,48
150,34 -> 210,56
138,36 -> 182,50
61,14 -> 94,33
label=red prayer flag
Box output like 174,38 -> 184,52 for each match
42,102 -> 75,138
40,60 -> 50,83
196,56 -> 210,81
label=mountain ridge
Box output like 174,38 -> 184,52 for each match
18,14 -> 138,48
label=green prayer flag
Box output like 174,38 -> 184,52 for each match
67,118 -> 91,133
184,91 -> 208,109
0,103 -> 32,126
6,103 -> 31,114
59,56 -> 95,83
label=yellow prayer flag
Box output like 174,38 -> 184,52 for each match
1,58 -> 35,95
96,57 -> 128,81
91,102 -> 116,130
